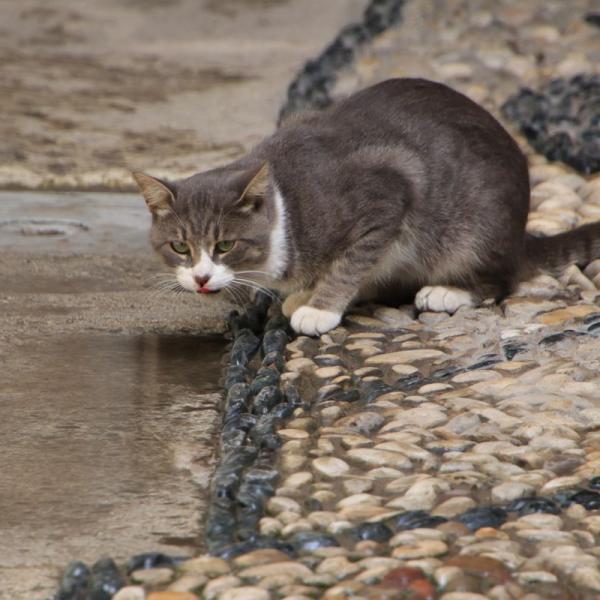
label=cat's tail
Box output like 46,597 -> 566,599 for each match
523,221 -> 600,278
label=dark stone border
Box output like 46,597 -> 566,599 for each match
502,74 -> 600,175
278,0 -> 406,124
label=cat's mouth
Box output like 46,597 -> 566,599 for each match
196,286 -> 219,294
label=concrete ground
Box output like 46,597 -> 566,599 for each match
0,0 -> 365,190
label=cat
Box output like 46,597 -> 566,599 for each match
134,78 -> 600,336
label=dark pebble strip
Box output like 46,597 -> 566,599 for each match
502,74 -> 600,174
278,0 -> 406,124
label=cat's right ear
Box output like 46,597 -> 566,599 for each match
132,172 -> 175,217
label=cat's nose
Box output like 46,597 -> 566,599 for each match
194,275 -> 210,287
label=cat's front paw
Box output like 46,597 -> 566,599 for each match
290,305 -> 342,336
415,286 -> 474,314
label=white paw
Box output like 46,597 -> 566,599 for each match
415,286 -> 474,314
290,305 -> 342,336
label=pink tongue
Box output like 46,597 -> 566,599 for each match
197,287 -> 217,294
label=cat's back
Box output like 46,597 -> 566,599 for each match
273,78 -> 522,163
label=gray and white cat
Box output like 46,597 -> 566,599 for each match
134,78 -> 600,336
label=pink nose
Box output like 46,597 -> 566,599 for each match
194,275 -> 209,287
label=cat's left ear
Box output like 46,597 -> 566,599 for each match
132,171 -> 175,217
235,163 -> 270,213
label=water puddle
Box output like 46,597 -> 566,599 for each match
0,332 -> 225,599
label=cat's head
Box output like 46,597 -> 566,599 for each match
133,163 -> 280,297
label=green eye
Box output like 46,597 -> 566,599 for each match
215,240 -> 235,253
170,241 -> 190,254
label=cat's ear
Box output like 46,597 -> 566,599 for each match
132,172 -> 175,217
235,163 -> 269,213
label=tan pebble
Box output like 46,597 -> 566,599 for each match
538,304 -> 597,324
147,593 -> 200,600
541,475 -> 582,493
318,406 -> 343,424
515,513 -> 563,530
391,364 -> 419,377
517,570 -> 558,584
418,383 -> 452,394
375,391 -> 406,404
392,540 -> 448,559
368,466 -> 406,479
278,510 -> 301,525
339,434 -> 372,449
322,581 -> 367,598
348,332 -> 387,340
282,519 -> 313,536
343,477 -> 373,495
374,441 -> 431,461
366,348 -> 446,364
529,164 -> 567,185
328,520 -> 354,534
339,504 -> 391,522
406,558 -> 442,576
565,503 -> 587,520
281,454 -> 307,471
571,566 -> 600,592
286,358 -> 315,373
474,528 -> 509,540
387,478 -> 449,510
258,517 -> 282,536
316,438 -> 335,454
313,456 -> 350,478
202,577 -> 242,600
113,587 -> 146,600
432,496 -> 476,518
255,574 -> 294,589
131,568 -> 173,585
434,566 -> 463,589
331,375 -> 351,385
217,587 -> 270,600
311,490 -> 337,504
436,61 -> 473,79
347,447 -> 412,469
281,372 -> 300,384
452,370 -> 501,383
267,495 -> 301,516
238,561 -> 313,580
312,547 -> 349,560
337,489 -> 378,507
284,440 -> 310,454
491,482 -> 534,503
516,529 -> 575,544
180,557 -> 230,576
168,574 -> 207,593
354,366 -> 383,377
307,511 -> 338,528
316,556 -> 361,579
353,565 -> 393,583
278,428 -> 310,441
334,412 -> 385,434
283,471 -> 313,488
233,549 -> 290,568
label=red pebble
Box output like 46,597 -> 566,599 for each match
381,566 -> 425,588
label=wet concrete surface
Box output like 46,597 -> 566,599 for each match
0,192 -> 232,599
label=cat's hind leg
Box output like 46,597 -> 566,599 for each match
415,277 -> 512,314
414,286 -> 475,314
